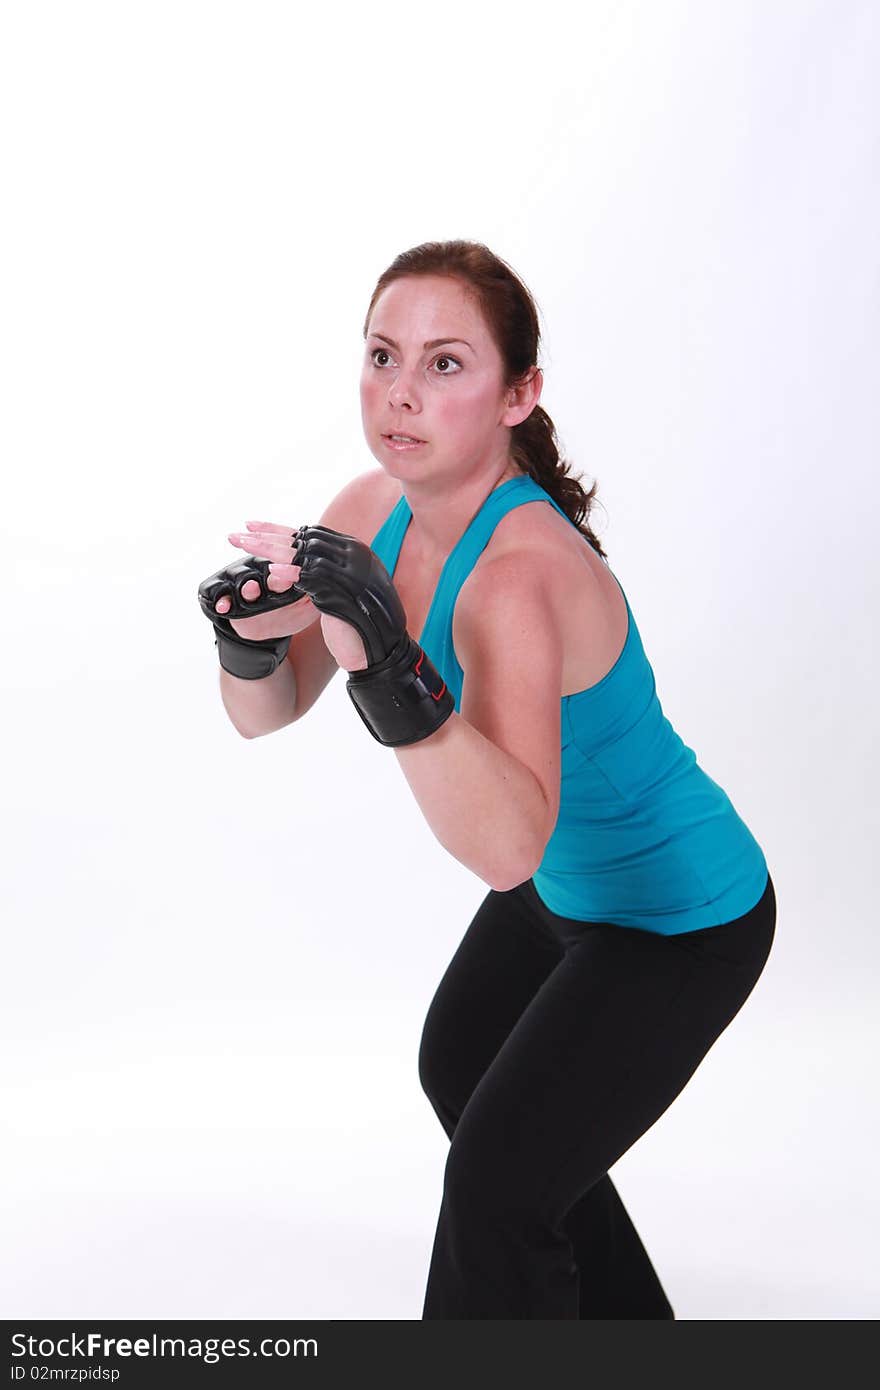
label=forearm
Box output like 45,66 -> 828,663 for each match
219,659 -> 297,738
392,712 -> 549,891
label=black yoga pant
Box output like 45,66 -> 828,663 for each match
418,871 -> 777,1319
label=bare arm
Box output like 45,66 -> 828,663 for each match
394,553 -> 562,888
394,712 -> 552,890
218,613 -> 312,739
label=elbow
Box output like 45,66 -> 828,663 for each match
492,864 -> 540,894
490,841 -> 548,894
225,704 -> 297,739
226,717 -> 262,739
232,721 -> 280,740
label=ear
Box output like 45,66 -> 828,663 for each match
501,367 -> 543,428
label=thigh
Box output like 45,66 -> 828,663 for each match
418,884 -> 564,1133
445,901 -> 774,1233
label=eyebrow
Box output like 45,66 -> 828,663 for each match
368,332 -> 474,353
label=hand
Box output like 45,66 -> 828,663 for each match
212,520 -> 319,641
227,521 -> 369,670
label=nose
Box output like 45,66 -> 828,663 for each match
387,364 -> 420,411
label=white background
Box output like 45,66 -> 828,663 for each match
2,0 -> 877,1320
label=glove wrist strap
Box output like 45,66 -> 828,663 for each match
214,627 -> 291,680
346,633 -> 455,747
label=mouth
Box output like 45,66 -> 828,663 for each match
382,432 -> 427,448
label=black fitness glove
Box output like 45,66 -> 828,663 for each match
197,555 -> 307,680
290,524 -> 455,747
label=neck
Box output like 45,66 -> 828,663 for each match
402,458 -> 525,564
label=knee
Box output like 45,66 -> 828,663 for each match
442,1131 -> 499,1223
442,1113 -> 540,1233
417,1010 -> 467,1139
417,1010 -> 446,1106
417,997 -> 474,1107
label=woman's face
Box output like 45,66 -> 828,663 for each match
360,274 -> 512,485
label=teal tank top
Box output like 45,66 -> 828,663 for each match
370,474 -> 769,935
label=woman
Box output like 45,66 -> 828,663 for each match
200,239 -> 776,1319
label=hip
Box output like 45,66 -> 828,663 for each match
514,870 -> 776,978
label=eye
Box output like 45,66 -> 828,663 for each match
369,346 -> 463,375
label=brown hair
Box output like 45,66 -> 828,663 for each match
362,239 -> 608,559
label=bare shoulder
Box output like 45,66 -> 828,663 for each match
487,495 -> 588,562
459,497 -> 593,607
364,466 -> 405,537
318,466 -> 402,546
452,495 -> 609,665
